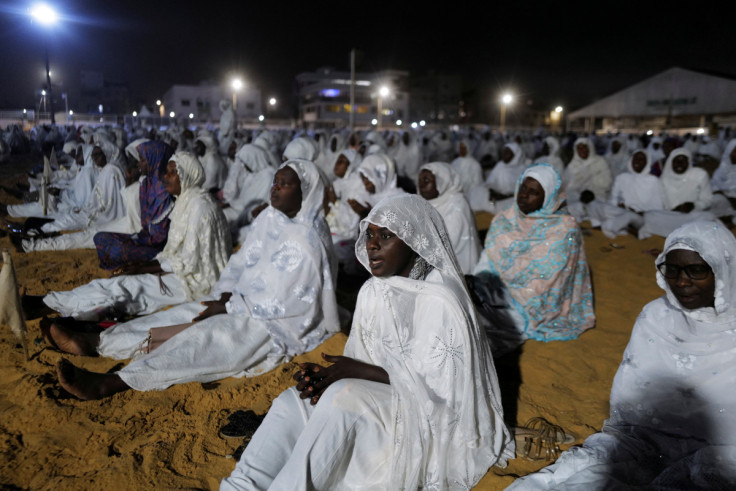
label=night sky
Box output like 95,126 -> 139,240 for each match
1,1 -> 733,116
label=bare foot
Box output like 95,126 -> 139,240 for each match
47,322 -> 100,356
56,359 -> 130,400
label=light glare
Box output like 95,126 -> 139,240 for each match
379,86 -> 389,97
258,115 -> 265,121
371,118 -> 378,125
156,100 -> 161,106
169,111 -> 175,118
31,4 -> 57,26
396,120 -> 402,126
232,79 -> 243,91
411,122 -> 417,128
555,106 -> 563,113
501,93 -> 513,105
419,120 -> 426,127
269,97 -> 277,106
132,111 -> 137,117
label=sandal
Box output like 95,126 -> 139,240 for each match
219,410 -> 264,439
514,417 -> 574,461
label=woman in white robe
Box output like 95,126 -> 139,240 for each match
21,160 -> 142,252
639,148 -> 717,239
604,135 -> 630,177
485,142 -> 531,198
710,138 -> 736,200
533,136 -> 565,176
221,143 -> 275,234
418,162 -> 481,274
221,194 -> 514,490
393,130 -> 423,183
195,134 -> 228,191
509,220 -> 736,490
451,138 -> 484,196
347,153 -> 405,220
41,152 -> 231,320
586,150 -> 666,238
563,137 -> 613,222
51,159 -> 339,399
38,141 -> 126,234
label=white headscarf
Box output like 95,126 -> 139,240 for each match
419,162 -> 481,274
660,148 -> 713,210
282,137 -> 318,162
216,159 -> 339,360
357,154 -> 404,205
609,150 -> 666,211
348,194 -> 513,488
710,139 -> 736,197
485,142 -> 530,196
563,137 -> 613,199
156,151 -> 231,300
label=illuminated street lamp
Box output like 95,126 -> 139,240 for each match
30,3 -> 58,123
232,78 -> 243,111
500,93 -> 513,134
551,105 -> 564,130
377,85 -> 390,131
156,99 -> 164,118
269,97 -> 277,106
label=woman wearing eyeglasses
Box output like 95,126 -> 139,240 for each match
507,220 -> 736,489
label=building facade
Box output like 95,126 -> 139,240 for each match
295,67 -> 409,128
161,83 -> 262,124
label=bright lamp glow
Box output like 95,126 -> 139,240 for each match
396,120 -> 402,126
258,115 -> 265,122
232,79 -> 243,91
132,111 -> 137,117
169,111 -> 175,118
646,130 -> 653,135
269,97 -> 277,106
419,120 -> 426,127
501,93 -> 513,105
555,106 -> 563,113
379,86 -> 389,97
697,128 -> 705,134
41,89 -> 46,96
31,4 -> 57,26
189,113 -> 194,119
371,118 -> 378,125
156,99 -> 161,106
411,122 -> 418,129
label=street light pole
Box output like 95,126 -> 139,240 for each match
45,44 -> 55,123
500,93 -> 513,135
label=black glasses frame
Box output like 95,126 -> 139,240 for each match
657,262 -> 712,280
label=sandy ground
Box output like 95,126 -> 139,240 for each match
0,157 -> 668,490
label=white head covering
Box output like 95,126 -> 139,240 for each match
125,138 -> 150,162
517,163 -> 566,216
281,159 -> 325,226
357,154 -> 402,205
156,151 -> 231,301
235,144 -> 271,172
350,194 -> 513,487
655,220 -> 736,322
501,142 -> 526,167
419,162 -> 463,199
282,137 -> 318,162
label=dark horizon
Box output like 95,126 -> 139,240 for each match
1,1 -> 733,117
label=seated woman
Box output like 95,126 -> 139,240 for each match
417,162 -> 481,274
639,148 -> 718,239
532,136 -> 565,176
49,160 -> 339,400
586,149 -> 666,239
562,137 -> 613,223
346,153 -> 405,220
485,142 -> 531,200
710,138 -> 736,207
32,152 -> 231,321
91,140 -> 175,270
508,220 -> 736,489
473,164 -> 595,355
220,194 -> 514,490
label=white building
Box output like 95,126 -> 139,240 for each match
161,82 -> 262,124
296,67 -> 410,128
568,67 -> 736,133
